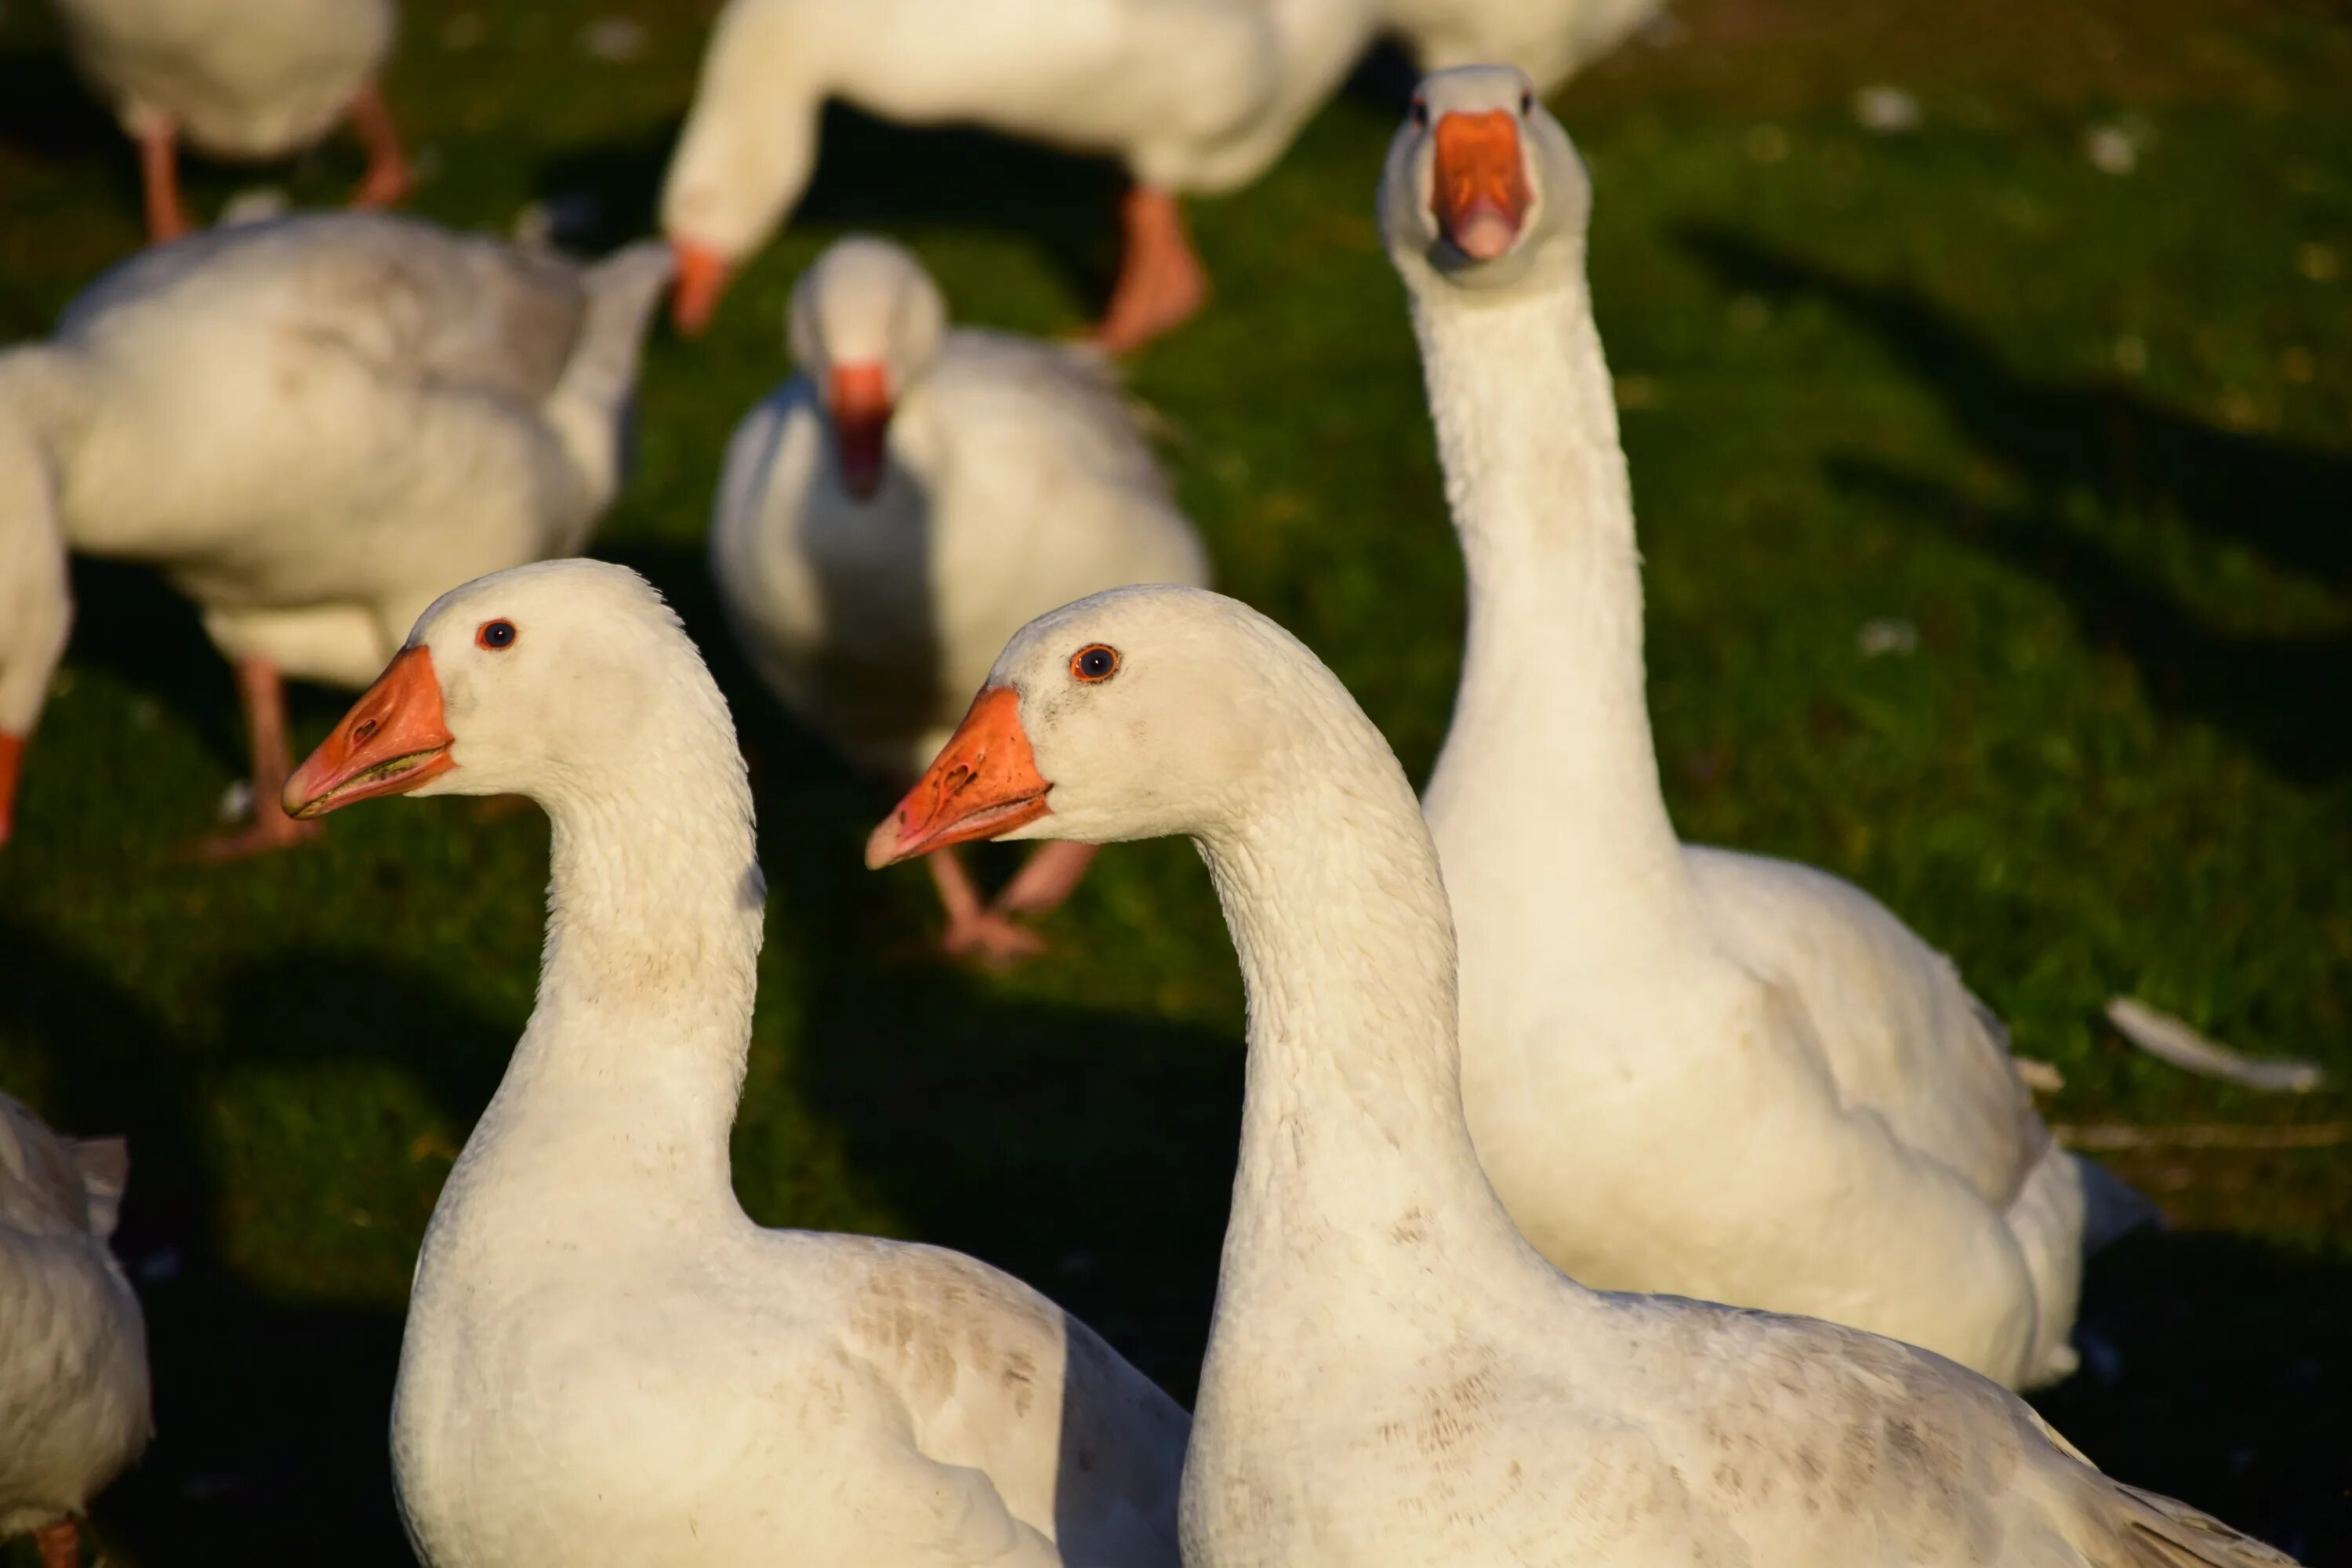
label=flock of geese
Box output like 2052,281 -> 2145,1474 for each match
0,0 -> 2313,1565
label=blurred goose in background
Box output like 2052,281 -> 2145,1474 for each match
0,213 -> 671,855
52,0 -> 410,241
869,583 -> 2296,1568
711,236 -> 1209,962
659,0 -> 1655,350
1377,67 -> 2145,1389
0,1094 -> 149,1568
281,560 -> 1189,1568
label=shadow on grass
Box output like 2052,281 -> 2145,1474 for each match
533,101 -> 1125,314
1681,228 -> 2352,782
2048,1230 -> 2352,1564
0,922 -> 524,1564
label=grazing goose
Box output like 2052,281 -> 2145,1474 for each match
52,0 -> 410,241
281,560 -> 1189,1568
0,1094 -> 149,1568
0,213 -> 670,855
869,582 -> 2294,1568
1376,66 -> 2144,1388
711,236 -> 1210,962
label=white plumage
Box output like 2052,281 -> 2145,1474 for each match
0,1094 -> 149,1568
280,561 -> 1189,1568
1380,67 -> 2143,1389
0,212 -> 673,852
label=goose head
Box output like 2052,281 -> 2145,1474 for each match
1378,64 -> 1588,293
786,237 -> 947,504
284,560 -> 724,818
866,585 -> 1335,862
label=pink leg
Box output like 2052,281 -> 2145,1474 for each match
35,1518 -> 78,1568
196,656 -> 321,860
346,82 -> 413,209
925,847 -> 1045,970
1091,185 -> 1208,354
137,121 -> 189,242
992,841 -> 1100,919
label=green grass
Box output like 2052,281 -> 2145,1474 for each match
2,0 -> 2347,1559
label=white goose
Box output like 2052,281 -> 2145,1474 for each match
0,1094 -> 149,1568
869,581 -> 2296,1568
711,235 -> 1210,961
0,213 -> 671,855
280,560 -> 1189,1568
659,0 -> 1653,350
52,0 -> 410,241
1378,66 -> 2141,1389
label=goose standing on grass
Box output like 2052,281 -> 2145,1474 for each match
869,583 -> 2296,1568
711,236 -> 1210,962
1377,66 -> 2143,1389
53,0 -> 411,242
280,560 -> 1189,1568
0,213 -> 671,855
0,1094 -> 149,1568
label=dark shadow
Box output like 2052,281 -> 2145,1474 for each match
1682,228 -> 2352,782
534,100 -> 1125,317
0,924 -> 528,1564
2041,1230 -> 2352,1565
0,28 -> 126,165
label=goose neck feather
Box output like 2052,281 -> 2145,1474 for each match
1410,270 -> 1693,960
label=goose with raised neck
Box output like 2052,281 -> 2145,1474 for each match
0,213 -> 671,858
1379,66 -> 2141,1390
711,235 -> 1211,964
869,580 -> 2294,1568
282,560 -> 1188,1568
0,1094 -> 149,1568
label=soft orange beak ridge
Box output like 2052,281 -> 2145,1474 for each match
670,238 -> 733,336
1432,111 -> 1532,262
284,646 -> 457,820
829,362 -> 894,501
866,686 -> 1051,869
0,731 -> 24,848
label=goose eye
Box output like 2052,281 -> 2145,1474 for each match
1410,96 -> 1428,129
477,619 -> 518,651
1519,90 -> 1534,116
1070,644 -> 1120,683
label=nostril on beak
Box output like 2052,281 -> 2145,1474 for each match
351,717 -> 379,746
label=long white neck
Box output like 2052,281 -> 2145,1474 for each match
1192,698 -> 1570,1333
1410,260 -> 1693,964
454,695 -> 766,1231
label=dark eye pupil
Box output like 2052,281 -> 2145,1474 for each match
486,622 -> 513,646
1521,91 -> 1534,114
1083,650 -> 1111,675
1411,99 -> 1428,126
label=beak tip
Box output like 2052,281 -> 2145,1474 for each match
864,815 -> 906,870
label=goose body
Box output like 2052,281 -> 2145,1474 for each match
871,581 -> 2293,1568
0,212 -> 672,850
282,561 -> 1188,1568
51,0 -> 410,238
1381,68 -> 2132,1388
713,238 -> 1208,955
0,1094 -> 149,1566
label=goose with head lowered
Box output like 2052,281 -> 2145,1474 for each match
0,213 -> 671,857
0,1094 -> 148,1568
659,0 -> 1657,350
869,582 -> 2295,1568
281,560 -> 1188,1568
712,236 -> 1210,964
1375,67 -> 2144,1389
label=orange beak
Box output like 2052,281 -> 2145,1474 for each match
866,687 -> 1051,868
1432,110 -> 1532,263
0,731 -> 23,848
283,646 -> 457,819
829,363 -> 894,500
670,238 -> 733,336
